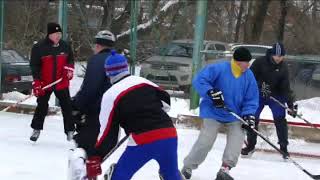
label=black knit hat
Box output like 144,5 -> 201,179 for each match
233,47 -> 252,62
270,42 -> 286,56
47,22 -> 62,35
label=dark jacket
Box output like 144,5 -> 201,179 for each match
73,49 -> 112,114
30,37 -> 74,91
250,49 -> 294,105
95,75 -> 176,157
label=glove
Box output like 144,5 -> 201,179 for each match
86,156 -> 102,178
207,89 -> 225,108
288,104 -> 298,118
64,65 -> 74,80
261,82 -> 271,98
242,115 -> 256,131
32,80 -> 45,97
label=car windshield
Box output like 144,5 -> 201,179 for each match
158,43 -> 193,57
1,50 -> 27,63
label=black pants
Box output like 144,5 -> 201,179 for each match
73,113 -> 100,157
246,96 -> 288,148
31,88 -> 74,134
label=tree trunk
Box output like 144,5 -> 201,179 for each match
243,1 -> 253,43
111,0 -> 131,35
234,0 -> 244,42
249,0 -> 271,43
312,0 -> 318,23
276,0 -> 288,42
38,0 -> 50,35
227,0 -> 235,42
100,0 -> 115,30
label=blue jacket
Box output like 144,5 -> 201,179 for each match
193,61 -> 259,123
73,49 -> 112,114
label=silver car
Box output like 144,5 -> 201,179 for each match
140,39 -> 228,92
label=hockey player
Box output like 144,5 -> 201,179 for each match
241,42 -> 297,160
29,22 -> 75,142
180,47 -> 259,180
69,52 -> 181,180
71,30 -> 115,159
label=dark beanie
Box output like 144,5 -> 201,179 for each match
233,47 -> 252,62
270,42 -> 286,56
47,22 -> 62,35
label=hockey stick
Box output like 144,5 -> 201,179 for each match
102,135 -> 129,162
1,78 -> 63,112
225,107 -> 320,180
270,96 -> 319,130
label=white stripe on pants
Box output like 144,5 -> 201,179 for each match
183,118 -> 245,169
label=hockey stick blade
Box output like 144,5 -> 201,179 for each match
312,175 -> 320,180
225,107 -> 320,180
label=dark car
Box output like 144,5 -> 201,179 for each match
1,49 -> 33,94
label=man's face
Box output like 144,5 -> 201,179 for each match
272,55 -> 285,64
94,44 -> 102,54
48,32 -> 62,45
235,61 -> 250,72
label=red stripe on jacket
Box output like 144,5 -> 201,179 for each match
95,83 -> 154,148
131,127 -> 177,145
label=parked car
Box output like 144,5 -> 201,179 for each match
227,44 -> 272,63
1,49 -> 33,94
140,39 -> 229,92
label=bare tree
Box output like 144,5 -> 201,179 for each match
234,0 -> 244,42
276,0 -> 289,42
100,0 -> 116,30
249,0 -> 271,43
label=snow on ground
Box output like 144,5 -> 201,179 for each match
0,63 -> 320,179
0,112 -> 320,180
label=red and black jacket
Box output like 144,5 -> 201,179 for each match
30,37 -> 74,91
95,75 -> 176,157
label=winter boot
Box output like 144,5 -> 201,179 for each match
241,146 -> 255,158
104,163 -> 116,180
181,167 -> 192,180
67,131 -> 74,141
280,145 -> 289,160
215,166 -> 234,180
30,129 -> 41,142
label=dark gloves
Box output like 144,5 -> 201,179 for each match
86,156 -> 102,178
32,80 -> 45,97
241,115 -> 256,131
287,104 -> 298,118
207,89 -> 225,108
261,82 -> 271,98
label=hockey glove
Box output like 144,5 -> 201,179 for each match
64,65 -> 74,80
288,104 -> 298,118
207,89 -> 225,108
32,80 -> 45,97
261,82 -> 271,99
86,156 -> 102,178
241,115 -> 256,131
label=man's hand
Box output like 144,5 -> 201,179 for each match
288,104 -> 298,118
207,89 -> 225,108
86,156 -> 102,178
242,115 -> 256,131
32,80 -> 45,97
64,65 -> 74,80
